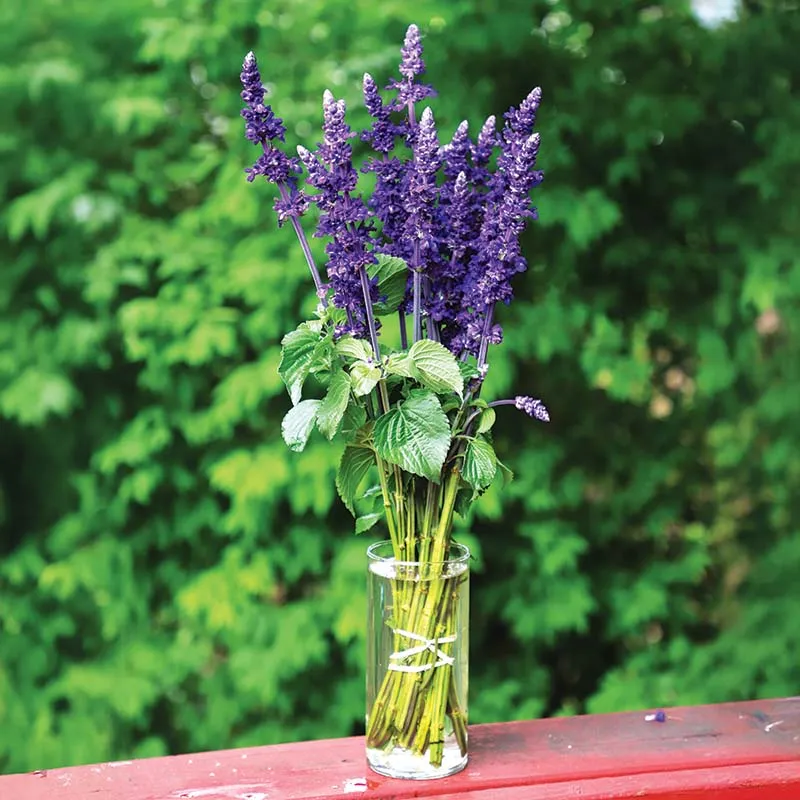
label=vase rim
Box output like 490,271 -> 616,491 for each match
366,539 -> 470,566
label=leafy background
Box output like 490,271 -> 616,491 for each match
1,0 -> 798,773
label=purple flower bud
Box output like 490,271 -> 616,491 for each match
240,52 -> 288,145
504,87 -> 542,139
273,191 -> 309,226
245,148 -> 300,185
399,24 -> 424,79
474,115 -> 498,167
442,121 -> 470,173
318,90 -> 354,168
388,24 -> 436,112
300,94 -> 378,338
404,107 -> 441,250
362,73 -> 400,154
514,396 -> 550,422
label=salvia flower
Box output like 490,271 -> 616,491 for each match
240,52 -> 299,191
300,92 -> 377,337
514,396 -> 550,422
487,397 -> 550,423
240,51 -> 287,144
240,51 -> 325,296
474,115 -> 498,167
242,23 -> 546,413
361,73 -> 401,154
387,24 -> 436,117
404,107 -> 441,247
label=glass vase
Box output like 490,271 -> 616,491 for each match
365,540 -> 470,780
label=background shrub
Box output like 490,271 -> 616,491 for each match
1,0 -> 798,772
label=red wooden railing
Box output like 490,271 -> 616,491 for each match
1,698 -> 798,799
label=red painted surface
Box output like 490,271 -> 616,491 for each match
1,698 -> 798,800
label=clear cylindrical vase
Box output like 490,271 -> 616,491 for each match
365,540 -> 469,780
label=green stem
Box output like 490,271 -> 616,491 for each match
366,467 -> 465,765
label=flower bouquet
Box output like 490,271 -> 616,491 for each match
240,24 -> 547,779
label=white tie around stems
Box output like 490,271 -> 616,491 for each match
388,629 -> 457,673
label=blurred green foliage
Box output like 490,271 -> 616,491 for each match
1,0 -> 799,773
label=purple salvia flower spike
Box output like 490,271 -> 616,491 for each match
474,115 -> 498,166
514,396 -> 550,423
441,120 -> 471,183
505,87 -> 542,138
240,51 -> 287,144
363,73 -> 381,115
240,51 -> 324,297
488,397 -> 550,423
300,90 -> 379,341
404,107 -> 441,249
399,24 -> 424,79
388,23 -> 436,118
405,106 -> 441,341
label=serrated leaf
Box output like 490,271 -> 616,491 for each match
455,487 -> 473,519
408,339 -> 464,397
339,403 -> 367,442
476,407 -> 496,434
317,369 -> 351,439
385,352 -> 419,379
496,456 -> 515,485
279,324 -> 321,405
336,446 -> 376,515
355,512 -> 383,534
373,389 -> 451,482
350,361 -> 382,396
281,399 -> 321,452
335,336 -> 373,361
458,358 -> 480,381
368,254 -> 408,315
462,436 -> 497,491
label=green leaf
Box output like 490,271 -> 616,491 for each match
316,369 -> 351,440
462,436 -> 497,491
350,361 -> 382,396
496,455 -> 515,485
337,403 -> 367,443
367,254 -> 408,315
385,352 -> 419,379
355,512 -> 383,534
281,399 -> 321,452
408,339 -> 464,397
279,324 -> 321,405
476,407 -> 496,434
336,446 -> 376,515
335,336 -> 373,361
458,359 -> 480,382
373,389 -> 451,482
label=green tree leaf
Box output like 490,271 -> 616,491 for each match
279,324 -> 321,405
367,254 -> 408,315
408,339 -> 464,397
316,369 -> 351,439
336,446 -> 376,516
350,361 -> 382,396
281,399 -> 321,452
462,436 -> 497,491
373,389 -> 451,482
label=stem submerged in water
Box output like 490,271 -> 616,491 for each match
366,468 -> 468,769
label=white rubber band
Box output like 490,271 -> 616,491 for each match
387,629 -> 456,673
